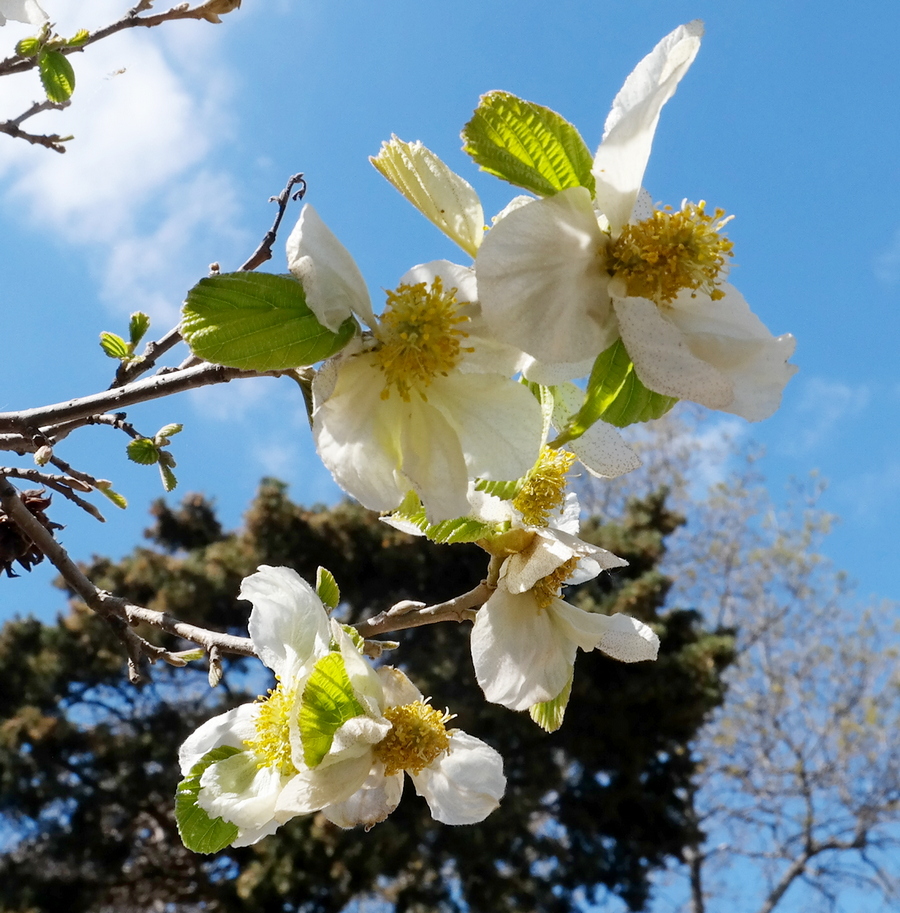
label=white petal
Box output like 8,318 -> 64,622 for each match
377,666 -> 424,708
275,751 -> 373,818
286,204 -> 375,331
665,285 -> 798,421
549,600 -> 659,662
333,620 -> 386,715
477,187 -> 618,364
428,372 -> 544,487
614,297 -> 734,409
322,767 -> 404,829
198,751 -> 284,834
371,137 -> 485,259
312,354 -> 411,512
412,732 -> 505,825
551,382 -> 641,478
0,0 -> 47,25
178,703 -> 259,775
593,21 -> 703,233
521,354 -> 595,385
471,589 -> 577,711
502,530 -> 574,594
241,566 -> 331,680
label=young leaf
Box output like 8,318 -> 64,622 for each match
94,483 -> 127,509
16,37 -> 41,57
159,452 -> 178,492
391,491 -> 504,544
39,50 -> 76,103
473,477 -> 523,501
298,652 -> 365,768
154,423 -> 183,445
315,566 -> 340,611
462,91 -> 595,198
529,675 -> 573,733
552,340 -> 677,444
129,311 -> 151,347
127,438 -> 159,465
181,272 -> 357,371
66,29 -> 90,48
99,332 -> 131,360
175,746 -> 241,854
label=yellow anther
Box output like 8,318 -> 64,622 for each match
609,201 -> 734,304
373,700 -> 454,776
372,276 -> 474,401
242,679 -> 298,775
532,556 -> 580,608
513,446 -> 577,528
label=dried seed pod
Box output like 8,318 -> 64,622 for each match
0,489 -> 63,577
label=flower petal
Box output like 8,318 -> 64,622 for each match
198,751 -> 284,836
275,751 -> 373,819
0,0 -> 47,25
665,284 -> 798,421
286,204 -> 375,331
322,767 -> 404,829
371,136 -> 485,259
614,296 -> 734,409
551,382 -> 642,478
378,666 -> 424,708
412,731 -> 505,825
178,702 -> 258,775
429,372 -> 544,487
477,187 -> 617,364
241,565 -> 332,680
549,600 -> 659,662
593,21 -> 703,233
471,588 -> 577,710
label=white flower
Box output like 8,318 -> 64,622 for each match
279,657 -> 506,828
287,206 -> 542,521
0,0 -> 47,25
177,565 -> 332,847
475,21 -> 796,421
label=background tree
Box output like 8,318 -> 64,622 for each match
0,480 -> 733,913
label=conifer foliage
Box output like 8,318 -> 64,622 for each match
0,481 -> 733,912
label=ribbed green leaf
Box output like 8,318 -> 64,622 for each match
175,746 -> 241,854
126,438 -> 158,465
129,311 -> 151,346
392,491 -> 503,544
462,91 -> 595,198
529,674 -> 573,733
315,566 -> 340,611
95,483 -> 127,509
99,332 -> 131,359
553,341 -> 677,444
181,273 -> 356,370
39,50 -> 75,103
299,652 -> 365,768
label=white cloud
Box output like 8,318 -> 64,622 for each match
875,227 -> 900,285
784,377 -> 870,455
0,2 -> 248,322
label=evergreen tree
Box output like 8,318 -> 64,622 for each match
0,481 -> 733,912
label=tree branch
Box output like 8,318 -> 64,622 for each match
239,172 -> 307,271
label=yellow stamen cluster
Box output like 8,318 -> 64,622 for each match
608,201 -> 734,304
532,556 -> 580,608
373,700 -> 454,776
513,447 -> 577,528
373,277 -> 473,401
242,679 -> 298,775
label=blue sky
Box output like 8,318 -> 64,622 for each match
3,0 -> 898,617
2,2 -> 899,909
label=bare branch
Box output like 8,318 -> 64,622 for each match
0,99 -> 71,152
239,173 -> 307,271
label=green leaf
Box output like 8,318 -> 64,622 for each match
129,311 -> 151,347
462,91 -> 595,198
16,37 -> 41,58
298,652 -> 365,768
39,50 -> 75,103
175,745 -> 241,854
94,483 -> 127,509
159,462 -> 178,492
529,674 -> 573,733
99,332 -> 131,360
315,566 -> 340,611
181,273 -> 357,371
154,423 -> 183,445
473,477 -> 524,501
66,29 -> 90,48
127,438 -> 159,465
552,341 -> 678,444
391,491 -> 505,544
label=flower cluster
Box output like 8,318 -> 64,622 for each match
177,19 -> 797,853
